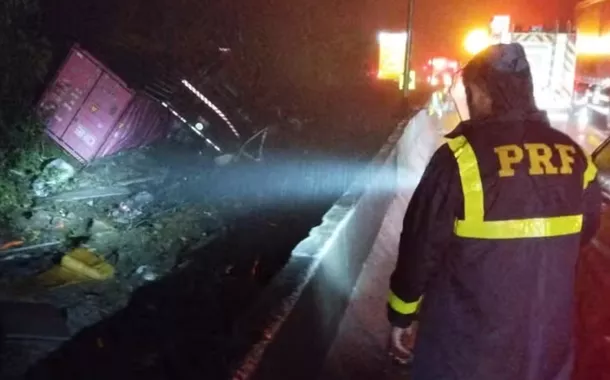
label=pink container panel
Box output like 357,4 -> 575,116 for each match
60,73 -> 134,162
97,94 -> 170,158
38,48 -> 102,138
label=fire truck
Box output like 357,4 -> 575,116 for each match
455,13 -> 610,127
484,9 -> 610,128
486,16 -> 578,112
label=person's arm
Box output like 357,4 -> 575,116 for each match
387,144 -> 460,328
581,155 -> 602,246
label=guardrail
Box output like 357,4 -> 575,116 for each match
231,102 -> 457,380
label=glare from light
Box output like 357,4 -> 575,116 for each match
195,122 -> 204,131
442,73 -> 452,87
592,91 -> 601,105
464,29 -> 491,55
573,94 -> 589,107
546,110 -> 569,123
576,34 -> 610,56
578,109 -> 589,129
377,31 -> 407,81
589,104 -> 610,116
377,31 -> 407,44
431,58 -> 448,70
182,79 -> 240,138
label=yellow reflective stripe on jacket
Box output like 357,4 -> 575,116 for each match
584,154 -> 597,189
388,291 -> 421,315
447,136 -> 583,239
455,215 -> 583,239
447,136 -> 484,221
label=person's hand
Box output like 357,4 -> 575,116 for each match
388,323 -> 417,365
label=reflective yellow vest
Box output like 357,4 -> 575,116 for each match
446,135 -> 598,239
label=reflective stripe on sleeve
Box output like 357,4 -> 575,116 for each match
388,291 -> 421,315
584,154 -> 598,189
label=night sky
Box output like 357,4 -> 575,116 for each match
42,0 -> 578,89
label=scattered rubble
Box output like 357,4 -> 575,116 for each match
0,138 -> 240,376
111,191 -> 154,224
32,159 -> 76,197
1,142 -> 231,334
135,265 -> 158,282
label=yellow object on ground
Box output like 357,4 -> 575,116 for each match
37,248 -> 115,288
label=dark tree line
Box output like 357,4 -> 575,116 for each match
0,0 -> 57,220
1,0 -> 51,126
41,0 -> 372,95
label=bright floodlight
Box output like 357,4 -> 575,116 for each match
464,29 -> 490,55
576,34 -> 610,55
195,122 -> 204,131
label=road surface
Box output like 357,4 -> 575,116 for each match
548,111 -> 608,154
319,111 -> 610,380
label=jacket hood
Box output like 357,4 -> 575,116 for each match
462,43 -> 538,116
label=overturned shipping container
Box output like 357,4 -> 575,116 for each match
38,46 -> 135,162
38,46 -> 173,163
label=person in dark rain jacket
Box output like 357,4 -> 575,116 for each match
387,43 -> 602,380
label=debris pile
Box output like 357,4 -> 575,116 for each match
31,159 -> 76,198
0,142 -> 229,322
